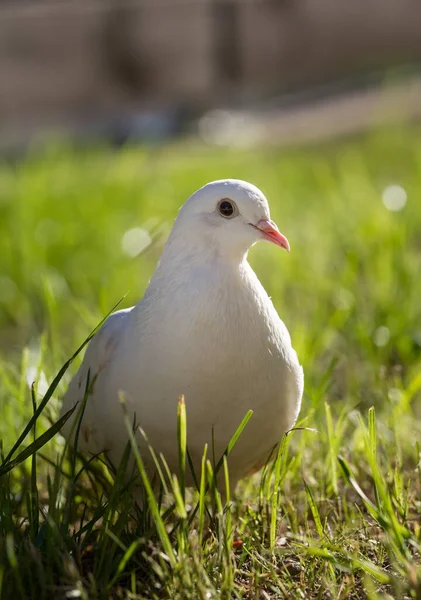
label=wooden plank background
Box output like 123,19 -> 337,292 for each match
1,0 -> 421,143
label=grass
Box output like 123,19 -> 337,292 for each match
0,126 -> 421,598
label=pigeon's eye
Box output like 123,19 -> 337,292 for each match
217,199 -> 238,219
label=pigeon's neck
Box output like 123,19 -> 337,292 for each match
155,223 -> 249,274
133,227 -> 276,355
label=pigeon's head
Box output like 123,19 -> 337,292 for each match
175,179 -> 289,259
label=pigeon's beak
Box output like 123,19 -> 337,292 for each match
252,219 -> 290,252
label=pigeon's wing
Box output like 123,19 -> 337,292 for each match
60,307 -> 133,454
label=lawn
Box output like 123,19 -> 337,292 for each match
0,127 -> 420,599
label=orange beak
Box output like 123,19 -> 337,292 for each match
252,219 -> 290,252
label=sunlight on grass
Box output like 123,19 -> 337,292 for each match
0,128 -> 421,598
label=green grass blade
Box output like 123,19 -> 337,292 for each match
106,538 -> 141,591
2,296 -> 125,465
30,384 -> 39,538
270,434 -> 288,550
214,410 -> 253,476
325,402 -> 338,495
304,480 -> 325,539
120,395 -> 175,567
172,475 -> 187,520
198,443 -> 208,546
188,410 -> 253,526
0,405 -> 78,477
177,394 -> 187,502
223,455 -> 232,548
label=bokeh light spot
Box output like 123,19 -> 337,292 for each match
382,184 -> 407,212
121,227 -> 151,257
388,388 -> 402,403
333,287 -> 355,311
373,326 -> 390,347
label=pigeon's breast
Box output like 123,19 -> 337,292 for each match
116,263 -> 303,468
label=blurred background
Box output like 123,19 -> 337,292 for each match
2,0 -> 421,151
2,5 -> 421,597
0,0 -> 421,440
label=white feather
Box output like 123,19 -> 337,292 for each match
60,179 -> 304,488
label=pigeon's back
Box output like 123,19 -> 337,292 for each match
60,307 -> 133,455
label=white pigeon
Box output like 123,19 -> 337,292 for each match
60,179 -> 303,492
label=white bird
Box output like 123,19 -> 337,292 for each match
60,179 -> 303,493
